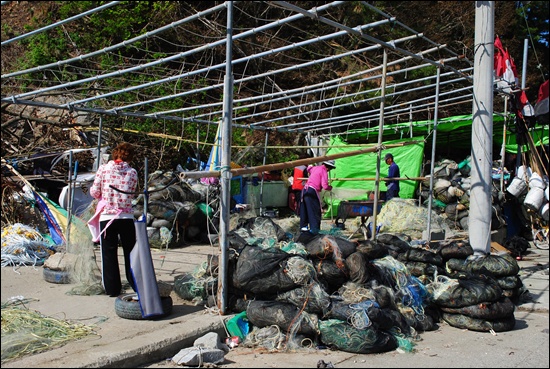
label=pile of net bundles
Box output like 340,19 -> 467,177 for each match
175,215 -> 525,354
376,198 -> 453,240
132,171 -> 210,248
191,217 -> 436,354
417,156 -> 507,233
425,251 -> 522,332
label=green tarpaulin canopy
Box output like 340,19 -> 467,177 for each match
324,136 -> 425,218
321,114 -> 548,219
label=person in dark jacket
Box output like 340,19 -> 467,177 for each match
384,153 -> 400,201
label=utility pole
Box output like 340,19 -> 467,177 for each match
469,1 -> 494,255
218,1 -> 234,315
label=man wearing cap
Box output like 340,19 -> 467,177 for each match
384,153 -> 400,201
299,160 -> 336,236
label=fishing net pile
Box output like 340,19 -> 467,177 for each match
0,298 -> 97,364
132,171 -> 217,248
376,198 -> 454,239
1,223 -> 55,267
173,215 -> 524,355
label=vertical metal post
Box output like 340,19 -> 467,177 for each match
66,150 -> 73,250
516,39 -> 530,172
470,1 -> 494,255
521,38 -> 528,90
426,66 -> 442,242
217,1 -> 234,315
259,131 -> 269,216
196,125 -> 201,171
500,97 -> 508,193
144,157 -> 149,219
95,117 -> 103,171
371,48 -> 387,239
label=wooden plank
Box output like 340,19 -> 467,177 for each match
491,241 -> 510,254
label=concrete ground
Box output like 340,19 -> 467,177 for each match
1,218 -> 548,368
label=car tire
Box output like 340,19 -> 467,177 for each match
114,293 -> 173,320
43,267 -> 71,284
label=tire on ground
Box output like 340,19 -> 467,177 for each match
43,267 -> 71,284
114,293 -> 173,320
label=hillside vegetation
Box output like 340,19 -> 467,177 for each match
1,1 -> 548,175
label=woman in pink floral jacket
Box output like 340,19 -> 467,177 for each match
90,143 -> 139,297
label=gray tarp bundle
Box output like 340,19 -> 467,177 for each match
174,216 -> 524,354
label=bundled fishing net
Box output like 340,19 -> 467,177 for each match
174,263 -> 217,305
376,198 -> 454,239
232,217 -> 288,243
284,256 -> 317,285
277,240 -> 308,256
273,215 -> 301,235
318,318 -> 399,354
1,298 -> 97,363
241,325 -> 287,351
446,253 -> 520,277
427,274 -> 503,308
329,299 -> 378,329
1,223 -> 55,267
241,324 -> 316,352
337,281 -> 387,305
246,300 -> 319,338
276,281 -> 331,315
372,255 -> 411,291
441,312 -> 516,332
61,202 -> 104,296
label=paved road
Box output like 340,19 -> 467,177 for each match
2,216 -> 548,368
140,246 -> 550,368
141,307 -> 549,368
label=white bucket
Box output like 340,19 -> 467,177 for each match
546,186 -> 549,201
524,187 -> 545,212
529,172 -> 546,189
540,202 -> 549,221
507,177 -> 527,197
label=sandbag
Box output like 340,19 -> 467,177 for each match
496,275 -> 523,290
445,203 -> 469,221
401,261 -> 443,279
376,233 -> 411,252
504,236 -> 530,258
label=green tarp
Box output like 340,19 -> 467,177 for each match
324,136 -> 425,218
321,114 -> 548,219
342,114 -> 548,153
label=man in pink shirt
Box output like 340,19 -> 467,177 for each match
299,160 -> 336,237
